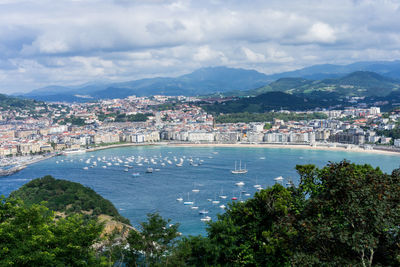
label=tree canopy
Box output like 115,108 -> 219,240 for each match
0,197 -> 104,266
168,160 -> 400,266
9,175 -> 130,224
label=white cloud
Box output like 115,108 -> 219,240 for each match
241,47 -> 266,63
303,22 -> 336,43
0,0 -> 399,92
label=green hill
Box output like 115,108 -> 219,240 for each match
0,93 -> 43,109
9,175 -> 129,224
250,71 -> 400,97
202,91 -> 337,114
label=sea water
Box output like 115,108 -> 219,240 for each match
1,145 -> 399,236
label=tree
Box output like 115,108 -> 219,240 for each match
293,161 -> 400,266
125,213 -> 180,266
0,196 -> 104,266
170,160 -> 400,266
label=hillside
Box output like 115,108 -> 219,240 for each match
10,175 -> 130,224
202,91 -> 338,114
267,60 -> 400,80
236,71 -> 400,98
0,93 -> 43,109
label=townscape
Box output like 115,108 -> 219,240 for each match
0,93 -> 399,175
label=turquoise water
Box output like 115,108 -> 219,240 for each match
1,146 -> 400,236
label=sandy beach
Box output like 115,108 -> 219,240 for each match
166,142 -> 400,156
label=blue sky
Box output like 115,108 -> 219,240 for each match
0,0 -> 400,93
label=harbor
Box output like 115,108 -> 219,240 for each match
1,145 -> 399,236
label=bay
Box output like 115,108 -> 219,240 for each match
1,145 -> 399,236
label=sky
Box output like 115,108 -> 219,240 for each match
1,0 -> 400,93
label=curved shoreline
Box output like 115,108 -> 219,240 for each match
4,141 -> 397,175
166,143 -> 400,156
85,142 -> 400,156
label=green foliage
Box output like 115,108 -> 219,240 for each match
171,161 -> 400,266
0,94 -> 43,110
202,92 -> 333,114
293,161 -> 400,266
0,196 -> 104,266
9,175 -> 130,224
241,71 -> 400,98
60,116 -> 86,126
125,213 -> 180,266
215,111 -> 327,123
264,123 -> 272,129
126,113 -> 151,122
376,127 -> 400,140
104,112 -> 151,122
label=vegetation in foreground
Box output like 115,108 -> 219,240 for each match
9,175 -> 129,224
1,160 -> 399,266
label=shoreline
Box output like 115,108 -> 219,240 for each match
85,141 -> 400,156
3,141 -> 399,175
86,142 -> 161,152
167,143 -> 400,156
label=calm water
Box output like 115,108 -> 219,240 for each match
1,146 -> 399,236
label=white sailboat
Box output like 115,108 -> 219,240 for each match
183,192 -> 194,205
231,160 -> 248,174
219,188 -> 227,199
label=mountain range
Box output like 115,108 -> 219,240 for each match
18,60 -> 400,102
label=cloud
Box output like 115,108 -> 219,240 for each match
303,23 -> 336,44
0,0 -> 400,92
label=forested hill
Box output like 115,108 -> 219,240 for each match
10,175 -> 129,224
202,91 -> 337,114
217,71 -> 400,98
0,93 -> 43,109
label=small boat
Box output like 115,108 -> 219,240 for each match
244,193 -> 251,197
219,188 -> 227,199
199,209 -> 209,215
235,181 -> 245,186
219,204 -> 226,209
183,193 -> 194,205
191,206 -> 199,210
201,216 -> 211,222
231,197 -> 238,200
83,166 -> 88,170
274,176 -> 284,181
192,183 -> 200,193
212,194 -> 220,204
146,168 -> 153,173
124,168 -> 129,172
132,172 -> 140,176
176,197 -> 183,202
